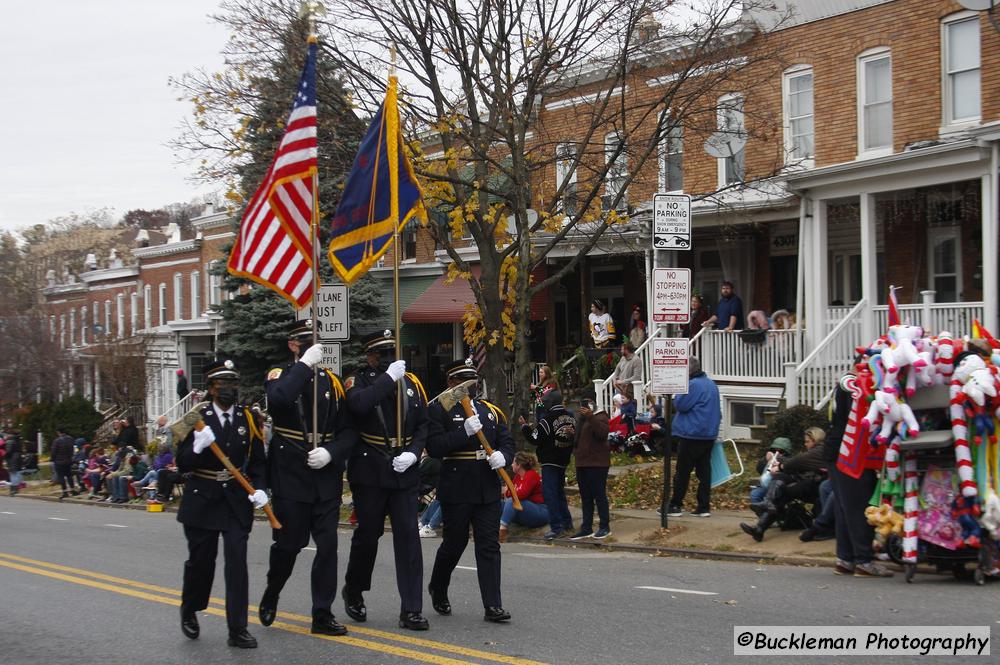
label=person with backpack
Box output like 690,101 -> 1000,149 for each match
520,401 -> 576,540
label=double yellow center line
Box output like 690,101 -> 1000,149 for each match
0,551 -> 547,665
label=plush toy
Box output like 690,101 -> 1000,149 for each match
952,494 -> 983,548
862,390 -> 920,445
963,365 -> 999,408
865,503 -> 904,539
880,325 -> 927,380
981,491 -> 1000,542
912,350 -> 937,393
935,331 -> 961,383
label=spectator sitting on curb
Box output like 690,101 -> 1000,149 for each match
498,451 -> 548,542
750,437 -> 794,504
800,477 -> 836,542
740,427 -> 828,542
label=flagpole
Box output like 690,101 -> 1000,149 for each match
303,2 -> 323,450
389,45 -> 403,455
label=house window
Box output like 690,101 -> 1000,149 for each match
190,271 -> 200,318
942,14 -> 980,124
207,262 -> 221,307
858,49 -> 892,154
80,306 -> 87,345
50,315 -> 55,341
60,314 -> 66,348
158,283 -> 167,326
403,225 -> 418,260
603,133 -> 627,211
730,402 -> 772,427
104,300 -> 112,337
116,293 -> 125,338
928,227 -> 962,302
555,142 -> 578,215
69,309 -> 75,346
173,274 -> 183,321
658,121 -> 684,192
92,302 -> 99,336
144,285 -> 152,330
717,95 -> 745,185
783,66 -> 814,163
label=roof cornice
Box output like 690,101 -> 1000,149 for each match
133,239 -> 202,259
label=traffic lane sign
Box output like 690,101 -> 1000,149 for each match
298,284 -> 350,341
319,343 -> 341,375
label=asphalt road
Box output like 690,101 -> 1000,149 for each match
1,495 -> 998,665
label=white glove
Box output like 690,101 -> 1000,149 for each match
488,450 -> 506,470
249,489 -> 269,509
307,447 -> 332,469
464,415 -> 482,436
392,451 -> 417,473
193,427 -> 216,454
386,359 -> 406,382
300,343 -> 324,368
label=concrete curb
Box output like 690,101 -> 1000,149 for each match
12,493 -> 843,569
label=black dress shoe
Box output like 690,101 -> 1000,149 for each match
258,587 -> 279,627
428,584 -> 451,616
398,611 -> 429,630
484,607 -> 511,623
341,585 -> 366,622
180,607 -> 199,639
227,628 -> 258,649
311,612 -> 348,636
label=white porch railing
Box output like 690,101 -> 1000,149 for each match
148,389 -> 204,441
787,299 -> 867,409
873,301 -> 984,334
700,328 -> 801,383
594,326 -> 668,413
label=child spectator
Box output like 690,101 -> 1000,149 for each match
498,451 -> 548,542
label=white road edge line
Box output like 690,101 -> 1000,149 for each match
455,565 -> 478,571
104,524 -> 128,528
1,511 -> 15,515
635,586 -> 718,596
48,517 -> 69,521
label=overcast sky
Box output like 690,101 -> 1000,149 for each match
0,1 -> 230,233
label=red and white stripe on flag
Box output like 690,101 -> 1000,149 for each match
227,44 -> 318,308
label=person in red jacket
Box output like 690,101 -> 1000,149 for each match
498,451 -> 548,542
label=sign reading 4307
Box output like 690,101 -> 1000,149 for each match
653,193 -> 691,250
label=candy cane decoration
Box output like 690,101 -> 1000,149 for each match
950,378 -> 977,498
884,439 -> 901,482
901,451 -> 920,564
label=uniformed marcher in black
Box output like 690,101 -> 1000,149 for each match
258,320 -> 358,636
342,330 -> 430,630
176,359 -> 267,649
426,359 -> 515,623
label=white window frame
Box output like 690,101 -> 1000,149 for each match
80,306 -> 87,346
158,283 -> 167,326
658,114 -> 684,193
208,262 -> 222,307
60,314 -> 66,349
555,142 -> 578,214
782,65 -> 814,166
716,94 -> 745,187
92,302 -> 99,337
130,292 -> 138,335
603,132 -> 627,211
143,284 -> 152,330
116,293 -> 125,338
190,271 -> 201,319
173,273 -> 183,321
69,309 -> 76,347
857,48 -> 893,158
104,300 -> 112,338
941,12 -> 981,128
927,226 -> 963,302
49,315 -> 56,341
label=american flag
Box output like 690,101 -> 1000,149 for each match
227,42 -> 318,307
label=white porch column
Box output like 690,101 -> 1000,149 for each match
94,367 -> 102,406
983,161 -> 998,334
83,363 -> 92,402
859,192 -> 877,344
804,199 -> 828,349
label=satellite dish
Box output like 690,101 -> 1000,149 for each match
703,131 -> 747,159
956,0 -> 993,10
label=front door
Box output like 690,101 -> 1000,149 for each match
928,227 -> 962,302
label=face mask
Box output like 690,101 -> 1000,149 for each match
377,349 -> 395,369
215,387 -> 238,409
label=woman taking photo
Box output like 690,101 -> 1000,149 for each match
498,451 -> 548,542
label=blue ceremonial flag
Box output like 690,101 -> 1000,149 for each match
328,76 -> 426,285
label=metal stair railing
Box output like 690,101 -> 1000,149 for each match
594,326 -> 676,413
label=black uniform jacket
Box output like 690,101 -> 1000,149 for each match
344,367 -> 428,490
265,361 -> 358,503
426,400 -> 515,504
176,403 -> 266,531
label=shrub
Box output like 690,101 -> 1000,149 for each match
760,404 -> 830,456
14,395 -> 102,451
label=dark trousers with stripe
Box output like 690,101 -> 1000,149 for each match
182,522 -> 250,631
266,496 -> 342,615
345,483 -> 423,613
430,500 -> 502,609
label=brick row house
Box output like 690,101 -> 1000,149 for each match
41,206 -> 233,423
386,0 -> 1000,437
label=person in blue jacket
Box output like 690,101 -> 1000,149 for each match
665,357 -> 721,517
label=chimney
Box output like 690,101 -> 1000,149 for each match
204,201 -> 214,216
637,11 -> 660,44
135,229 -> 150,248
84,253 -> 98,271
164,222 -> 181,244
